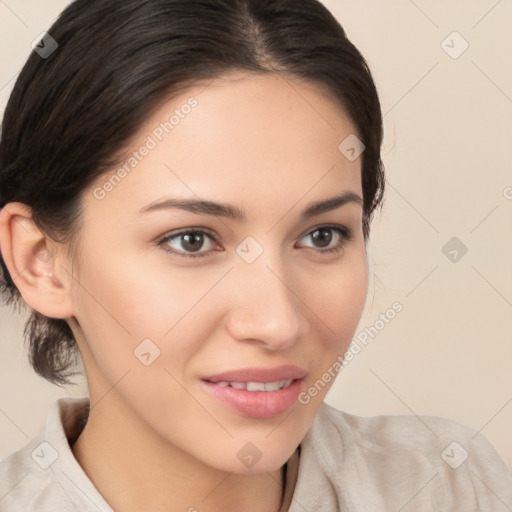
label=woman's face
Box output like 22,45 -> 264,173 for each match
67,70 -> 368,473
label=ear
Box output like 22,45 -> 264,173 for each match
0,202 -> 75,319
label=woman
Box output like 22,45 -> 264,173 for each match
0,0 -> 511,510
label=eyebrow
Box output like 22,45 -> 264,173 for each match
139,191 -> 363,222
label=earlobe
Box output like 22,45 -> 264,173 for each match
0,202 -> 75,319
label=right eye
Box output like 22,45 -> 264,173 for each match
158,229 -> 220,258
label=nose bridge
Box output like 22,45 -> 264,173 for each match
226,244 -> 304,348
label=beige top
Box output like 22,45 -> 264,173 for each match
1,396 -> 511,511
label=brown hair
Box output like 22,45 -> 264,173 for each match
0,0 -> 385,385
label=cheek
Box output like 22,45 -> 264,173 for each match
293,251 -> 368,410
70,257 -> 213,422
70,253 -> 211,378
306,247 -> 368,346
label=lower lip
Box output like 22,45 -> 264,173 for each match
201,378 -> 303,419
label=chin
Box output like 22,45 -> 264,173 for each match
195,438 -> 297,475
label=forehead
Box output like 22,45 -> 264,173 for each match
85,71 -> 362,222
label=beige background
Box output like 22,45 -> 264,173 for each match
1,0 -> 511,471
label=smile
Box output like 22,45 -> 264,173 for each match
209,379 -> 294,391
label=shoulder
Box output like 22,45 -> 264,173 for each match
0,396 -> 110,512
0,432 -> 71,510
303,402 -> 512,510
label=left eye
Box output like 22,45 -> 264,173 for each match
298,225 -> 352,253
158,225 -> 353,259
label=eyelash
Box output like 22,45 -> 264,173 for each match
157,224 -> 354,259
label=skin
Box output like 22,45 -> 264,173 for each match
0,70 -> 369,512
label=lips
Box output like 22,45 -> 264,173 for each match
202,365 -> 307,384
201,365 -> 307,419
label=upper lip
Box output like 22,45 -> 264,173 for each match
203,365 -> 307,383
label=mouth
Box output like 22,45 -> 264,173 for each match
208,379 -> 294,391
201,365 -> 307,419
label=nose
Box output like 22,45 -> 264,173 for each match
224,254 -> 308,351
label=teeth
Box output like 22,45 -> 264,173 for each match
213,379 -> 293,391
247,382 -> 266,391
